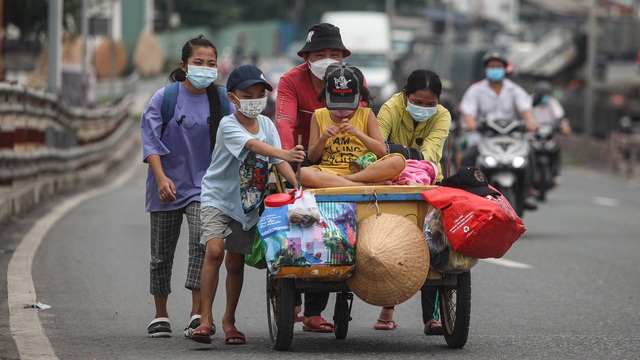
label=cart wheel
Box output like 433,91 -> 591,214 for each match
266,275 -> 295,351
439,271 -> 471,349
333,292 -> 352,340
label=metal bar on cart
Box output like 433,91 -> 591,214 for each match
420,275 -> 458,288
313,193 -> 426,202
294,280 -> 351,292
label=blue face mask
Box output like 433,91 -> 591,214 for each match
540,95 -> 550,105
486,68 -> 505,82
406,101 -> 437,122
187,65 -> 218,89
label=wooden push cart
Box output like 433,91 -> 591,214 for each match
265,185 -> 471,351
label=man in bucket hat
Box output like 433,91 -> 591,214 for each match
274,22 -> 367,333
276,23 -> 363,151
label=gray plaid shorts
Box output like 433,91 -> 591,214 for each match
201,206 -> 255,254
149,202 -> 204,296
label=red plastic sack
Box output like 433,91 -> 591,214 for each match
421,186 -> 526,259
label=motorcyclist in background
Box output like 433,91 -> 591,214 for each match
531,81 -> 571,185
458,50 -> 538,210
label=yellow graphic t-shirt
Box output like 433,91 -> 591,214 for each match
313,107 -> 371,175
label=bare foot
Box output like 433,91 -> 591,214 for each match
374,307 -> 396,329
363,180 -> 393,186
294,305 -> 303,322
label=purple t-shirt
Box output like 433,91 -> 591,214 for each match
140,82 -> 232,212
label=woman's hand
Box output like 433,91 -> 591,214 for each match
157,177 -> 176,202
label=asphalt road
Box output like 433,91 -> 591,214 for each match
1,155 -> 640,359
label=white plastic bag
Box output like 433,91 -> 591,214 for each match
287,189 -> 321,227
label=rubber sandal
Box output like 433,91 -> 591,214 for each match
424,319 -> 444,336
224,329 -> 246,345
190,325 -> 213,344
184,314 -> 216,337
147,317 -> 172,338
373,318 -> 398,330
302,316 -> 334,333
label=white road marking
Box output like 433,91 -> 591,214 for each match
592,196 -> 619,207
7,151 -> 141,360
481,258 -> 533,269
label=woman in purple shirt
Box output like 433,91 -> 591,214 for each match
140,35 -> 232,339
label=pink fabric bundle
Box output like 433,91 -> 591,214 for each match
393,159 -> 439,185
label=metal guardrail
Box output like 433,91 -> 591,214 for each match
611,132 -> 640,178
0,82 -> 132,185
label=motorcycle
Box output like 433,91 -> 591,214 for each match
530,124 -> 560,202
474,118 -> 532,217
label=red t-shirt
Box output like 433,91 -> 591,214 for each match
275,63 -> 324,149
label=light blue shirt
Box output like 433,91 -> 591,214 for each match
201,114 -> 284,230
140,83 -> 233,212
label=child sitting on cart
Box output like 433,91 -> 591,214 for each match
300,63 -> 406,188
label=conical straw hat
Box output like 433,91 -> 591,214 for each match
346,213 -> 430,307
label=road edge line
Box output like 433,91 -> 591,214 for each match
7,149 -> 141,360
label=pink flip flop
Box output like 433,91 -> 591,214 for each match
373,318 -> 398,330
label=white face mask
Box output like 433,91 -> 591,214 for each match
308,58 -> 339,80
233,94 -> 268,118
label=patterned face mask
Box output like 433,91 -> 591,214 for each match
233,94 -> 267,118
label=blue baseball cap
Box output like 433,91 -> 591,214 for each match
226,64 -> 273,92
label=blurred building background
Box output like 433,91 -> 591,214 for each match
2,0 -> 640,138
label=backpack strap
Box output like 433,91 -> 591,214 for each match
217,86 -> 230,116
207,85 -> 230,153
160,82 -> 180,136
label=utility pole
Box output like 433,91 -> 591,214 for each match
47,0 -> 63,94
583,0 -> 597,137
442,0 -> 454,82
81,0 -> 89,107
385,0 -> 395,17
0,0 -> 5,82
